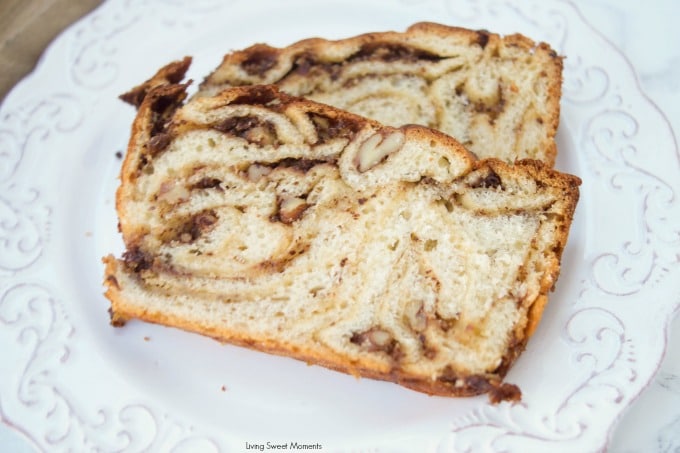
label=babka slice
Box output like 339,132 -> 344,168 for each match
197,22 -> 564,165
104,73 -> 579,402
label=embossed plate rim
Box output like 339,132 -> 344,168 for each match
1,0 -> 679,451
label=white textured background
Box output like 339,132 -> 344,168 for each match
577,0 -> 680,451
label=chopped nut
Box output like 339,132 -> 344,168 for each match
172,210 -> 219,244
156,181 -> 190,204
148,133 -> 171,153
367,328 -> 392,347
247,163 -> 272,182
419,334 -> 438,359
310,113 -> 361,142
215,115 -> 279,146
350,327 -> 397,354
244,125 -> 277,146
406,304 -> 427,333
278,196 -> 309,224
355,130 -> 405,172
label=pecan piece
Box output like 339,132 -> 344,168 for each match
350,327 -> 401,360
278,196 -> 309,224
355,130 -> 405,172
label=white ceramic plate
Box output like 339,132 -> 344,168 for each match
1,0 -> 679,451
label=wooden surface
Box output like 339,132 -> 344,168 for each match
0,0 -> 101,102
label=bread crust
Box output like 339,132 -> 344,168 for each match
120,56 -> 192,107
103,255 -> 521,402
105,56 -> 578,403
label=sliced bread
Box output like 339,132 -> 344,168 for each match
104,72 -> 579,402
198,22 -> 564,165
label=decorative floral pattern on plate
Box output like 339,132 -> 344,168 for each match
1,0 -> 678,451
